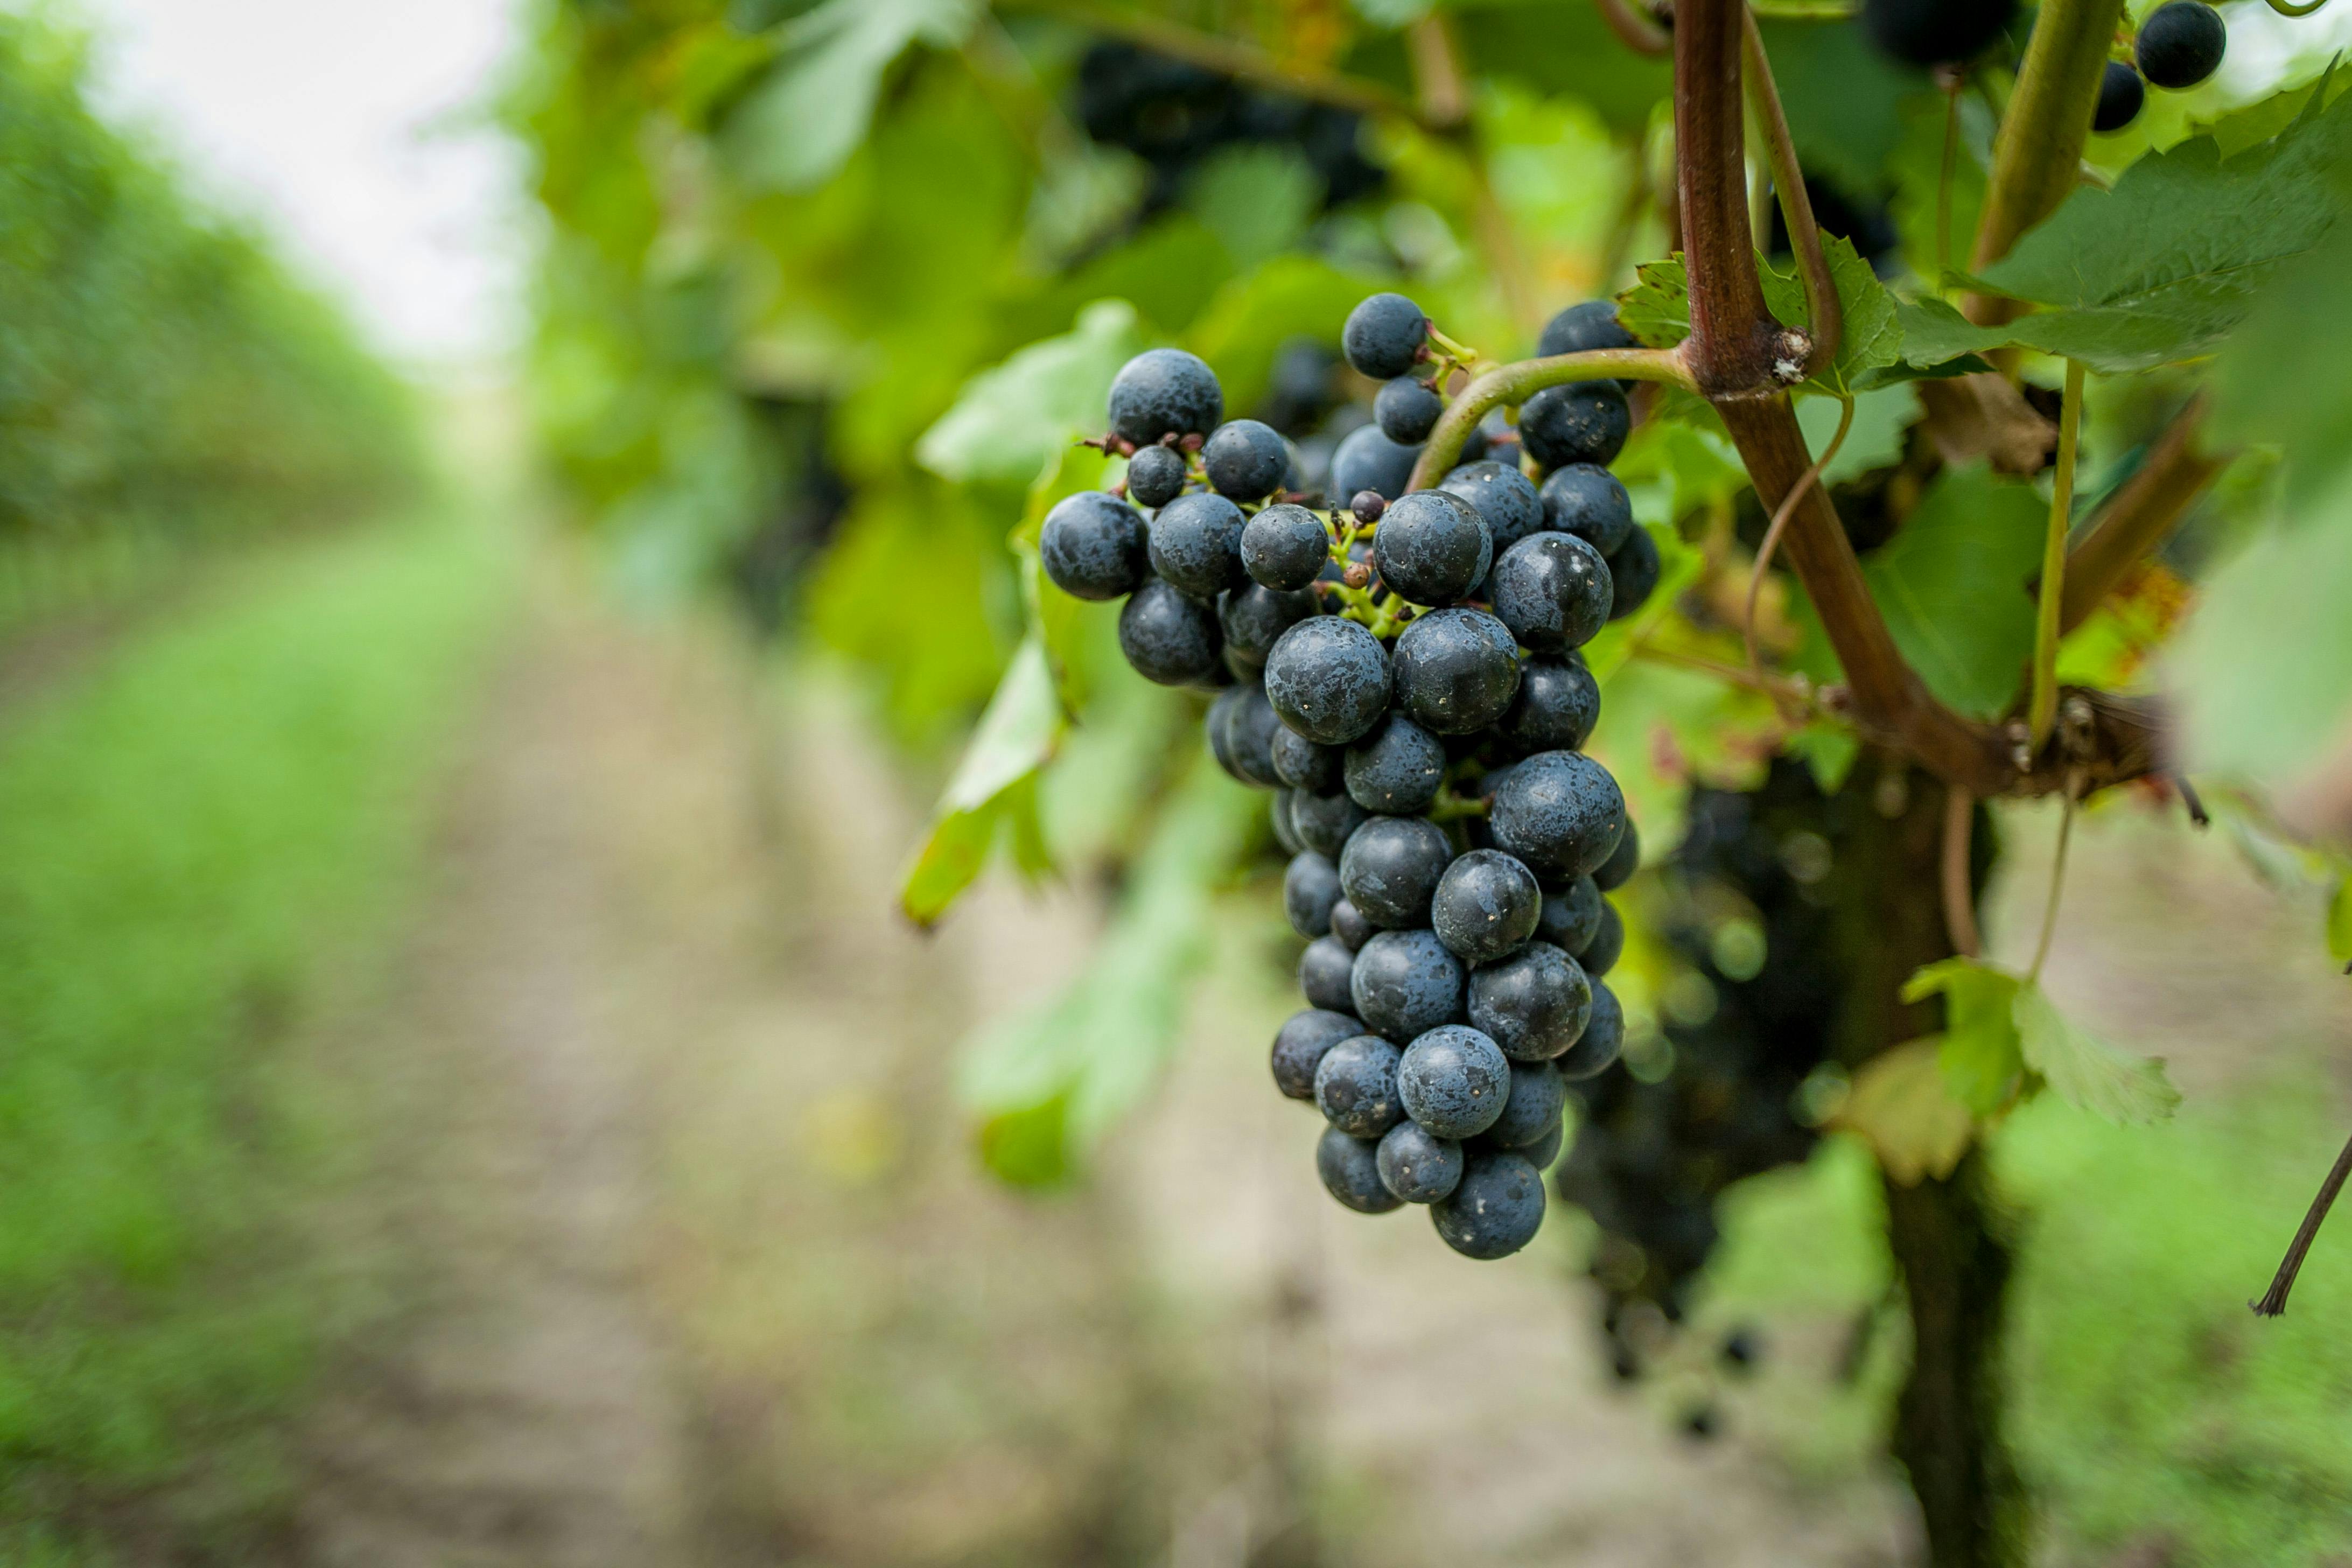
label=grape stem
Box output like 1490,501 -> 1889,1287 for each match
1740,9 -> 1843,376
1743,394 -> 1852,690
2027,360 -> 2085,750
1591,0 -> 1671,56
2058,393 -> 2225,634
1403,346 -> 1697,492
2253,1127 -> 2352,1316
2265,0 -> 2333,17
1941,783 -> 1983,960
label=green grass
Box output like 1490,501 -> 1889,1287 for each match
0,509 -> 517,1549
1696,1076 -> 2352,1562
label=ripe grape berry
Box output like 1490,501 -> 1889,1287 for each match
1242,502 -> 1330,592
1315,1033 -> 1406,1137
1519,381 -> 1631,469
1377,1120 -> 1464,1203
1350,928 -> 1467,1040
2094,61 -> 2146,133
1147,491 -> 1248,598
1265,616 -> 1392,744
1483,1060 -> 1566,1149
1538,464 -> 1636,558
1343,291 -> 1430,380
1432,1147 -> 1545,1258
1039,491 -> 1150,601
1593,818 -> 1640,891
1107,347 -> 1224,446
1209,682 -> 1282,787
1500,654 -> 1601,755
1219,583 -> 1316,666
1491,750 -> 1627,880
1467,940 -> 1592,1060
1536,874 -> 1604,956
1202,418 -> 1290,501
1270,790 -> 1304,856
1284,850 -> 1342,938
1582,899 -> 1625,977
1318,1126 -> 1404,1213
1375,376 -> 1445,444
1329,897 -> 1375,951
1490,531 -> 1614,654
1374,490 -> 1492,606
1557,977 -> 1622,1079
1440,461 -> 1545,555
2137,1 -> 2225,89
1391,607 -> 1522,734
1605,526 -> 1661,620
1338,814 -> 1455,928
1537,300 -> 1639,390
1124,442 -> 1187,507
1298,935 -> 1357,1012
1330,424 -> 1420,506
1860,0 -> 2017,68
1431,849 -> 1543,964
1271,724 -> 1342,793
1272,1009 -> 1360,1101
1397,1025 -> 1511,1139
1343,712 -> 1447,815
1118,579 -> 1222,684
1291,788 -> 1369,858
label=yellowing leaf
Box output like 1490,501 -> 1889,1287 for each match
1838,1037 -> 1975,1185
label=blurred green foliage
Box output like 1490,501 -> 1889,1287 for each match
0,12 -> 423,604
0,514 -> 517,1551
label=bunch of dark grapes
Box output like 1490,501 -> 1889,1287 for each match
1552,759 -> 1846,1374
1038,292 -> 1660,1260
1856,0 -> 2225,135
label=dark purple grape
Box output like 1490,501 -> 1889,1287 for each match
1491,750 -> 1626,880
1519,381 -> 1630,469
1292,789 -> 1369,858
2094,60 -> 2146,132
1343,292 -> 1430,380
1491,531 -> 1613,653
1125,443 -> 1187,507
1242,502 -> 1330,592
1593,818 -> 1640,891
1265,617 -> 1392,744
1118,579 -> 1222,685
1108,348 -> 1223,446
1605,526 -> 1661,621
1432,1148 -> 1545,1258
1219,582 -> 1317,666
1039,491 -> 1150,601
1203,418 -> 1290,501
1315,1033 -> 1405,1137
1467,941 -> 1592,1061
1398,1024 -> 1511,1139
1557,979 -> 1622,1080
1299,934 -> 1358,1011
2137,1 -> 2224,88
1330,424 -> 1420,503
1392,606 -> 1521,734
1351,929 -> 1466,1040
1329,897 -> 1375,951
1860,0 -> 2017,67
1431,849 -> 1542,964
1285,851 -> 1342,938
1377,1120 -> 1464,1203
1149,491 -> 1248,598
1374,490 -> 1491,607
1500,654 -> 1601,755
1318,1126 -> 1404,1213
1376,376 -> 1444,444
1271,789 -> 1304,856
1582,899 -> 1625,976
1272,1009 -> 1360,1101
1484,1060 -> 1566,1149
1337,814 -> 1454,928
1537,301 -> 1638,389
1440,461 -> 1544,554
1343,712 -> 1446,815
1536,875 -> 1604,955
1271,725 -> 1343,793
1537,464 -> 1635,557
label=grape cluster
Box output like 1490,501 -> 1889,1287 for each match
1858,0 -> 2224,134
1551,759 -> 1844,1374
1038,292 -> 1661,1260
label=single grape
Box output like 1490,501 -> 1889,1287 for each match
1291,789 -> 1370,858
1216,682 -> 1283,787
1148,491 -> 1248,599
1518,1117 -> 1565,1172
1535,875 -> 1604,955
1207,685 -> 1248,781
1377,1120 -> 1464,1204
1432,1147 -> 1546,1258
1859,0 -> 2016,68
1581,899 -> 1625,977
1557,979 -> 1622,1081
1342,292 -> 1430,380
1219,583 -> 1318,667
1491,531 -> 1614,654
1124,442 -> 1188,508
1467,940 -> 1593,1061
1392,606 -> 1522,734
1038,491 -> 1150,601
1285,850 -> 1342,939
1605,526 -> 1660,622
1593,817 -> 1640,891
1264,617 -> 1392,744
1440,461 -> 1545,555
1537,464 -> 1636,558
1108,347 -> 1224,446
1536,300 -> 1638,390
1351,928 -> 1467,1040
1272,1009 -> 1361,1101
1318,1125 -> 1404,1214
1202,418 -> 1291,501
2094,60 -> 2146,132
1348,489 -> 1387,525
1329,898 -> 1376,951
1431,849 -> 1543,965
1271,725 -> 1343,793
1398,1024 -> 1511,1139
1270,789 -> 1304,856
1519,381 -> 1630,469
1242,502 -> 1331,592
1337,814 -> 1455,928
1315,1033 -> 1405,1137
1299,935 -> 1359,1012
1484,1060 -> 1566,1149
1343,712 -> 1447,815
1500,654 -> 1601,755
2136,1 -> 2224,89
1373,490 -> 1492,607
1118,578 -> 1223,685
1376,376 -> 1445,445
1491,750 -> 1626,881
1329,424 -> 1420,503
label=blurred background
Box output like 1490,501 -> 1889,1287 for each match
8,1 -> 2352,1564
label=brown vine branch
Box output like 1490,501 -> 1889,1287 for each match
1942,784 -> 1983,959
1745,394 -> 1851,683
1593,0 -> 1672,56
1404,347 -> 1697,492
2253,1126 -> 2352,1316
2059,393 -> 2226,635
1004,0 -> 1426,128
1740,8 -> 1842,374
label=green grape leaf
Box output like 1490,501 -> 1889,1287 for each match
1613,236 -> 1900,395
1837,1037 -> 1975,1185
916,300 -> 1144,486
2013,982 -> 2180,1125
2329,877 -> 2352,967
1904,956 -> 2027,1117
899,636 -> 1063,927
956,761 -> 1261,1185
722,0 -> 977,192
1857,462 -> 2045,719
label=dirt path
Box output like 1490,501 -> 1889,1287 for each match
288,562 -> 1931,1566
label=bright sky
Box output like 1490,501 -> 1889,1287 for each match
57,0 -> 526,366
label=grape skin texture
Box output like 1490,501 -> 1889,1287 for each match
1343,713 -> 1447,815
1350,929 -> 1467,1040
1219,583 -> 1316,666
1270,789 -> 1304,856
1337,814 -> 1455,928
1537,300 -> 1637,370
1397,1024 -> 1511,1139
1343,291 -> 1430,380
1431,849 -> 1542,965
1108,347 -> 1224,446
1491,531 -> 1614,654
1272,1009 -> 1361,1101
1536,875 -> 1604,955
1118,579 -> 1222,685
1467,940 -> 1592,1061
1485,1060 -> 1566,1149
1315,1033 -> 1405,1137
1264,617 -> 1392,745
1376,376 -> 1444,444
1270,724 -> 1342,793
1501,655 -> 1601,755
1392,607 -> 1522,735
1213,683 -> 1282,787
1373,490 -> 1492,607
1593,817 -> 1641,891
1605,526 -> 1661,621
1292,789 -> 1369,858
1377,1121 -> 1464,1203
1440,461 -> 1545,554
1329,898 -> 1375,951
1039,491 -> 1150,601
1125,443 -> 1187,507
1492,749 -> 1627,880
1298,935 -> 1359,1012
1203,418 -> 1290,501
2135,1 -> 2224,89
1319,1126 -> 1404,1213
1581,899 -> 1625,976
1242,503 -> 1331,592
1330,424 -> 1422,503
1284,851 -> 1342,938
1432,1149 -> 1546,1258
1147,491 -> 1249,598
1519,382 -> 1630,469
1537,464 -> 1635,557
1558,979 -> 1622,1081
2093,61 -> 2146,133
